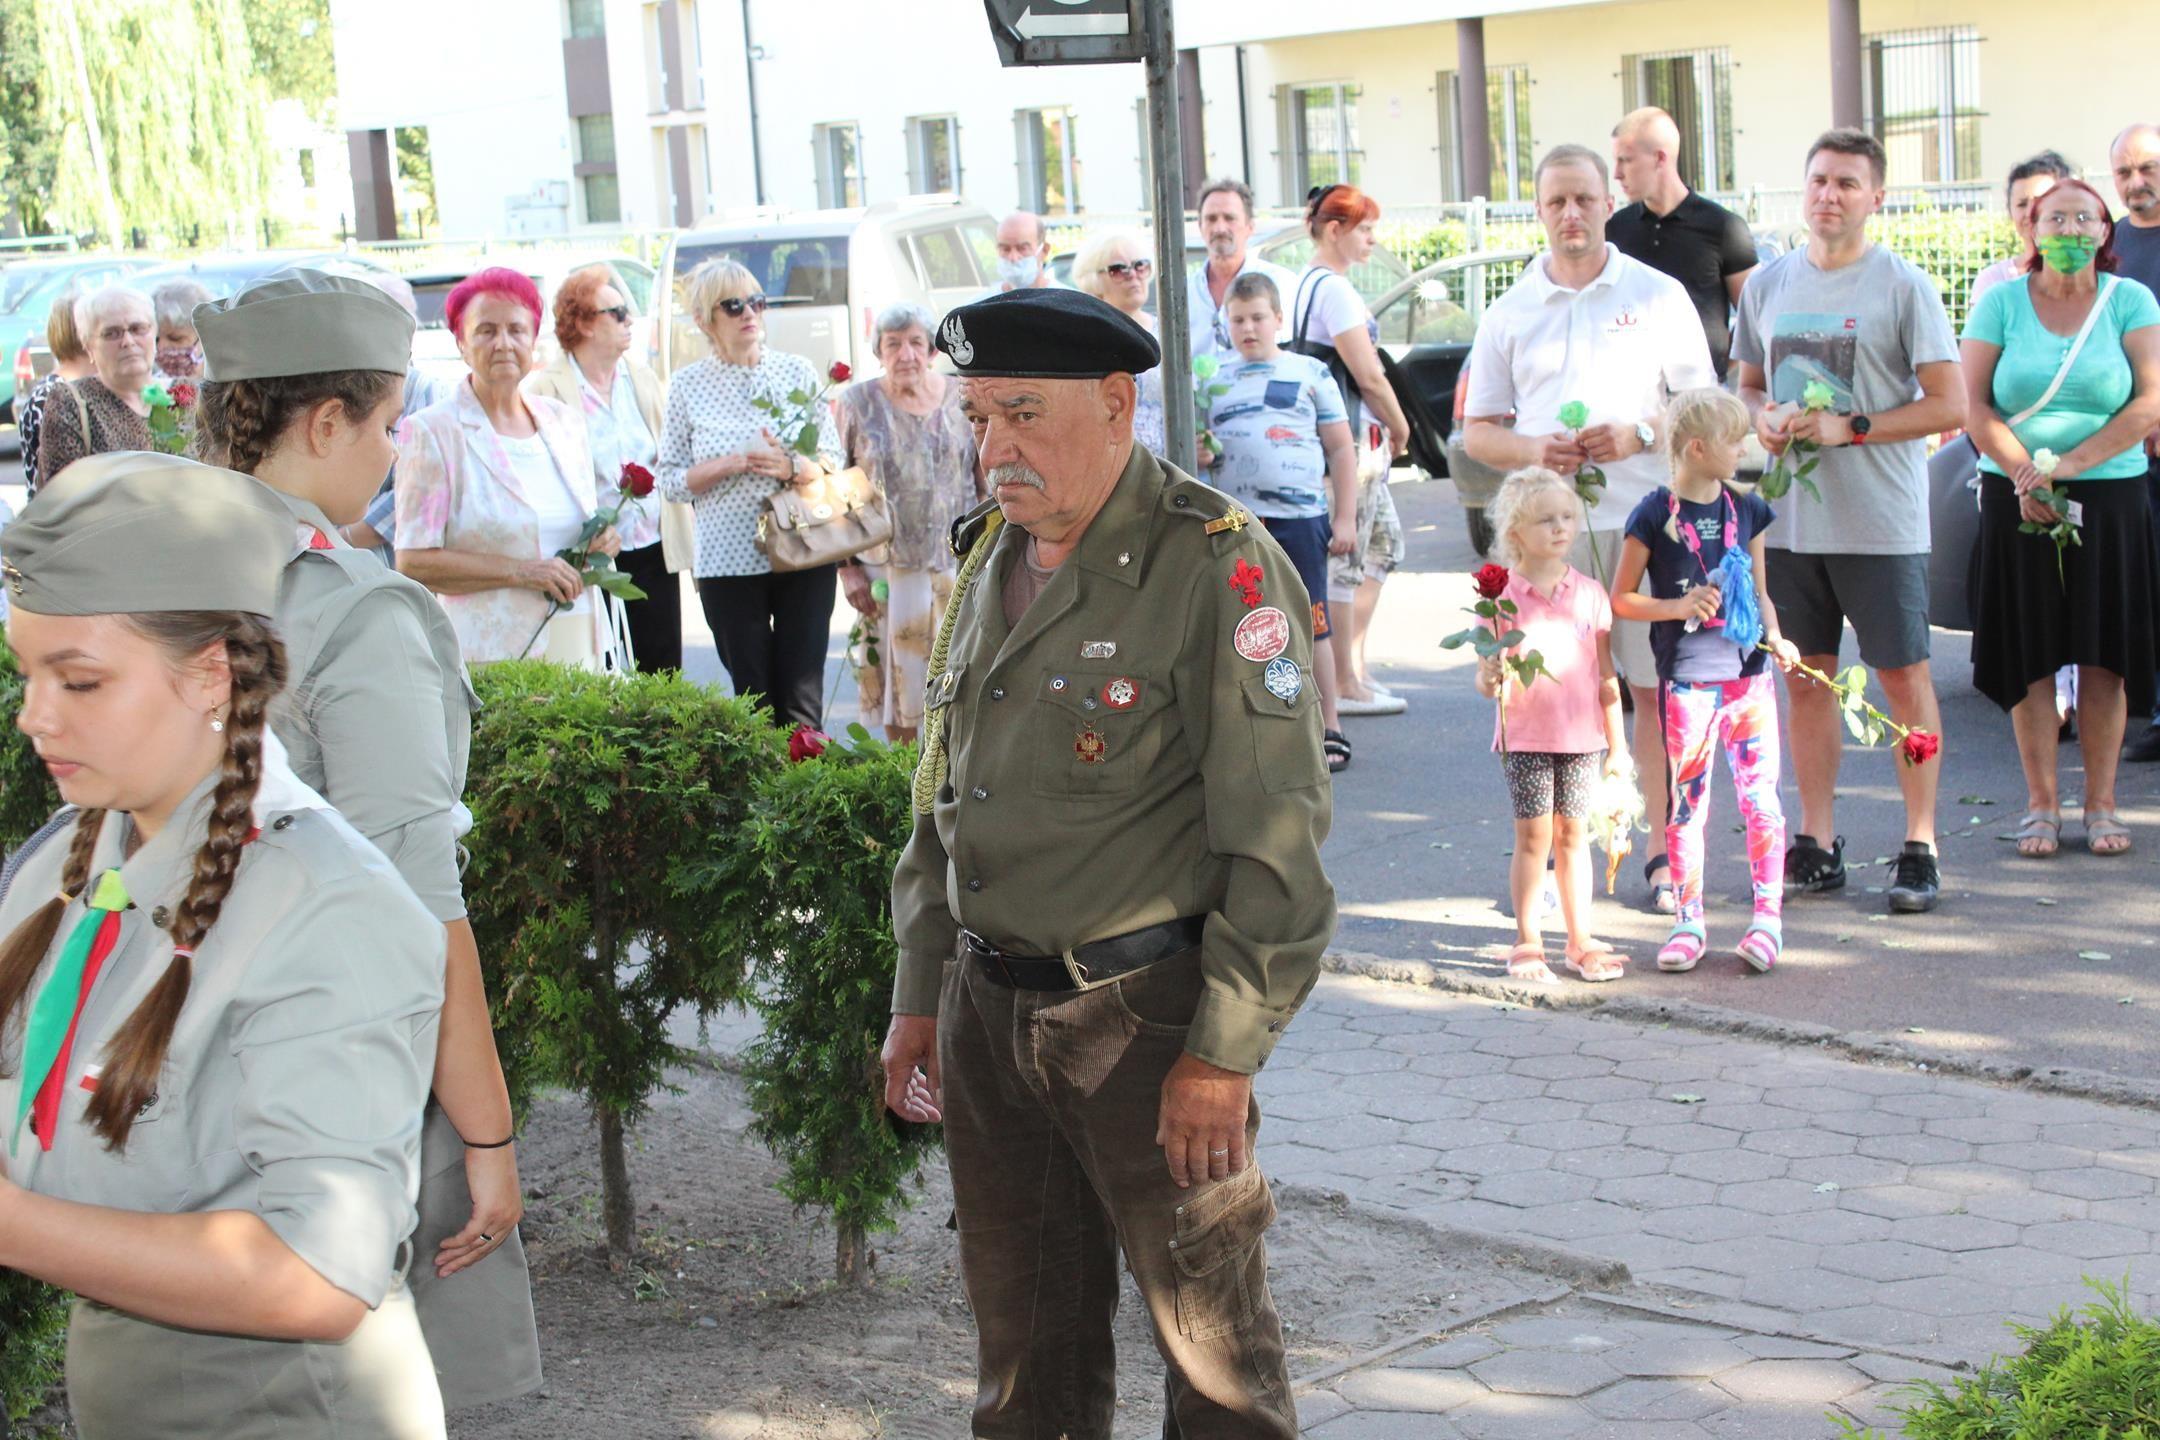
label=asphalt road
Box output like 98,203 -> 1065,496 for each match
1326,473 -> 2160,1085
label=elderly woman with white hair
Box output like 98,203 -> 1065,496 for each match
656,257 -> 843,728
1074,230 -> 1167,457
150,276 -> 214,380
33,283 -> 157,488
834,302 -> 981,739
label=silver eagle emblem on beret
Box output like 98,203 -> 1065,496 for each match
1,559 -> 22,597
940,313 -> 974,367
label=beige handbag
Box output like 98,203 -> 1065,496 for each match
756,465 -> 893,572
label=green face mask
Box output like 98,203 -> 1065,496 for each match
2035,234 -> 2099,275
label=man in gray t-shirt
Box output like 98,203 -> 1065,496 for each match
1734,129 -> 1966,916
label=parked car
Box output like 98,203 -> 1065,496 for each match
1926,434 -> 1981,633
17,251 -> 396,396
1,254 -> 156,422
1049,218 -> 1414,323
400,255 -> 657,382
1401,226 -> 1798,557
655,196 -> 1000,383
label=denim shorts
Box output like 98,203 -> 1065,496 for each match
1260,513 -> 1332,639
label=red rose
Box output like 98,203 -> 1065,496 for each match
829,361 -> 852,383
169,381 -> 197,409
1473,564 -> 1511,601
620,461 -> 655,498
1899,730 -> 1940,767
788,724 -> 830,763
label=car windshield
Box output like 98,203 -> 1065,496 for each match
0,266 -> 71,316
1257,234 -> 1412,310
673,237 -> 850,308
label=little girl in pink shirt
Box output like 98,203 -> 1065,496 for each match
1475,466 -> 1629,983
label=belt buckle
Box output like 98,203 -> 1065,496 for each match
1061,950 -> 1092,989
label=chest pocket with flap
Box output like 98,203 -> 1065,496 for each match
1032,668 -> 1159,799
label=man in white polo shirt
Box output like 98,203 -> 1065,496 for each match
1464,142 -> 1715,914
1188,177 -> 1298,363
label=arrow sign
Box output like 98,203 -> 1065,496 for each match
1016,3 -> 1129,38
984,0 -> 1144,65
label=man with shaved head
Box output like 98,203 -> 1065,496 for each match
2109,123 -> 2160,761
981,209 -> 1066,298
1609,106 -> 1758,378
880,286 -> 1331,1435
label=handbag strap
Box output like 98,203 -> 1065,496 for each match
1291,269 -> 1325,350
2007,275 -> 2117,429
0,807 -> 81,912
68,381 -> 93,452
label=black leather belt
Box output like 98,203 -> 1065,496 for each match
964,916 -> 1205,991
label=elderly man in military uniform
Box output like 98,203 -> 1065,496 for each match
879,287 -> 1334,1437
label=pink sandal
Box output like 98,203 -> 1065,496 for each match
1737,927 -> 1782,973
1506,942 -> 1557,984
1564,943 -> 1626,983
1657,928 -> 1707,973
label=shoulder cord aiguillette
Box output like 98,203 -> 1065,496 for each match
913,512 -> 1006,814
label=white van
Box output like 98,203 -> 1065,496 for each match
653,196 -> 998,382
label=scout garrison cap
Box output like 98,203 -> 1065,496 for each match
2,452 -> 292,618
196,268 -> 416,381
934,287 -> 1161,379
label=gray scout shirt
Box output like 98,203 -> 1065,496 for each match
0,746 -> 445,1308
1732,244 -> 1960,556
268,488 -> 477,923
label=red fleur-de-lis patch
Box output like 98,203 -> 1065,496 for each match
1228,559 -> 1265,609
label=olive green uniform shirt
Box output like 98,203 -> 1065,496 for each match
889,446 -> 1335,1075
268,491 -> 478,923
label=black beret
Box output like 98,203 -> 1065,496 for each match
935,287 -> 1161,379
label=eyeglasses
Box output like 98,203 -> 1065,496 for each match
716,295 -> 770,318
597,304 -> 631,324
97,322 -> 152,344
1104,259 -> 1152,279
2038,211 -> 2104,231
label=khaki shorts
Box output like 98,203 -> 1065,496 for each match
1569,528 -> 1655,687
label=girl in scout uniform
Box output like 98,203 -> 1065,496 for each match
0,454 -> 447,1438
188,271 -> 542,1407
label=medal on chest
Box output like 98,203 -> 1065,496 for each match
1075,728 -> 1109,764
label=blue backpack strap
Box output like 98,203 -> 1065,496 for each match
0,806 -> 80,910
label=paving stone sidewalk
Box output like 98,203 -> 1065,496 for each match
1259,974 -> 2160,1378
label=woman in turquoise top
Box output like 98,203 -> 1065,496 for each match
1961,178 -> 2160,858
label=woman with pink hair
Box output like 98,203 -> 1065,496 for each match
394,267 -> 623,666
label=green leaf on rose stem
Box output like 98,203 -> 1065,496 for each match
584,571 -> 649,601
793,428 -> 822,457
1497,598 -> 1518,614
1794,471 -> 1822,502
1496,629 -> 1526,648
1440,628 -> 1479,650
1841,708 -> 1873,744
786,389 -> 809,405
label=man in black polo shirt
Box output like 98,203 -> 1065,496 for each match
2109,121 -> 2160,760
1609,107 -> 1757,379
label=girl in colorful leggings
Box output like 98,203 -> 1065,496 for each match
1611,389 -> 1801,973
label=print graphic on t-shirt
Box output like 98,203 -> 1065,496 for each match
1768,311 -> 1859,411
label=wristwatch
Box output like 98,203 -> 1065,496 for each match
1849,414 -> 1873,446
1634,420 -> 1656,452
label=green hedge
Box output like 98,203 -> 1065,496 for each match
740,725 -> 940,1285
1836,1278 -> 2160,1437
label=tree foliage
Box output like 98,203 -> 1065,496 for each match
238,0 -> 336,123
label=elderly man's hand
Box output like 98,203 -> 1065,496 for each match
1156,1052 -> 1252,1188
840,564 -> 880,617
881,1014 -> 943,1123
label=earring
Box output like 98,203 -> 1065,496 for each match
210,713 -> 226,734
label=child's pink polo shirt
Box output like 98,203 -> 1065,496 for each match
1493,565 -> 1612,755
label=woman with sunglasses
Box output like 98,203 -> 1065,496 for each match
393,267 -> 623,668
1074,230 -> 1168,457
656,258 -> 843,728
526,266 -> 695,672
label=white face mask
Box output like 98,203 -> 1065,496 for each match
997,255 -> 1042,289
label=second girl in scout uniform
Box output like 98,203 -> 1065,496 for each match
189,271 -> 542,1406
0,454 -> 447,1438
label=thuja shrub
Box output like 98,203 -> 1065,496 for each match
1835,1278 -> 2160,1438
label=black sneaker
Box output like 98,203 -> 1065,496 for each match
1783,834 -> 1847,894
2126,724 -> 2160,763
1888,842 -> 1941,914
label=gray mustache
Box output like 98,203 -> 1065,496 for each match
988,463 -> 1047,492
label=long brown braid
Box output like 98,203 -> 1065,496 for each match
0,807 -> 112,1068
192,371 -> 402,476
0,612 -> 287,1150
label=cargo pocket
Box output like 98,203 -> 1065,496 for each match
1170,1164 -> 1277,1342
1240,670 -> 1325,794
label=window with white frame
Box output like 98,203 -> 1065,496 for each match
1435,65 -> 1533,202
1015,106 -> 1081,215
812,122 -> 863,208
576,114 -> 622,223
1862,25 -> 1983,183
907,115 -> 961,194
1620,48 -> 1735,193
1281,82 -> 1361,198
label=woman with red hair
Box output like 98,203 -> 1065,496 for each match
524,265 -> 693,671
394,266 -> 624,666
1962,176 -> 2160,857
1286,184 -> 1413,774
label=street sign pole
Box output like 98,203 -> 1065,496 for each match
1140,0 -> 1194,475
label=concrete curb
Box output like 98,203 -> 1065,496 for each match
1323,948 -> 2160,1112
1275,1182 -> 1632,1293
1290,1279 -> 1572,1393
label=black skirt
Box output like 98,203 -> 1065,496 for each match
1971,472 -> 2157,714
